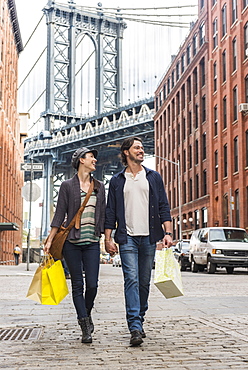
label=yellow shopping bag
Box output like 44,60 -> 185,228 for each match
154,248 -> 184,299
27,255 -> 69,305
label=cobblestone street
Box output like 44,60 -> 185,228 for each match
1,263 -> 248,369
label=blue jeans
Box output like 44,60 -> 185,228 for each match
63,240 -> 100,319
119,235 -> 156,332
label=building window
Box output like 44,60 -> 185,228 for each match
183,182 -> 187,204
223,96 -> 227,129
224,144 -> 228,177
202,132 -> 207,160
213,18 -> 218,49
214,105 -> 218,136
200,0 -> 204,9
155,97 -> 159,111
195,104 -> 199,128
222,4 -> 227,37
183,149 -> 186,172
222,50 -> 226,82
203,170 -> 207,196
189,110 -> 192,134
212,0 -> 217,6
244,22 -> 248,59
193,67 -> 198,95
213,62 -> 217,92
199,22 -> 205,46
232,0 -> 237,24
193,34 -> 197,56
187,44 -> 191,65
176,61 -> 180,81
235,189 -> 240,227
176,91 -> 180,115
172,70 -> 175,88
233,37 -> 237,72
177,123 -> 180,144
234,136 -> 238,172
187,76 -> 191,102
189,145 -> 192,168
246,130 -> 248,166
189,179 -> 193,202
202,95 -> 206,123
233,86 -> 238,121
172,99 -> 175,121
167,78 -> 170,94
195,174 -> 199,199
181,54 -> 185,73
202,207 -> 208,228
200,57 -> 205,87
182,117 -> 186,140
214,150 -> 218,182
195,139 -> 199,165
181,84 -> 185,109
244,0 -> 248,8
163,83 -> 166,101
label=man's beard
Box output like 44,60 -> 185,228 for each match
128,152 -> 144,164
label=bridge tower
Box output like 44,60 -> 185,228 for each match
40,0 -> 126,237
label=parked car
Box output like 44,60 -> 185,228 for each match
174,239 -> 191,271
189,227 -> 248,274
112,254 -> 121,267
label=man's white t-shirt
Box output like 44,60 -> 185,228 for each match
124,167 -> 149,236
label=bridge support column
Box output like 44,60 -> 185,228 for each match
42,156 -> 54,238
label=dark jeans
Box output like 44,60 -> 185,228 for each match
63,240 -> 100,319
14,254 -> 19,265
119,235 -> 156,332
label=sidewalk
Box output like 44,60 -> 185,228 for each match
1,263 -> 248,369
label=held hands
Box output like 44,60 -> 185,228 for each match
105,239 -> 118,256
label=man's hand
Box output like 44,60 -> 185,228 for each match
162,234 -> 173,248
105,240 -> 118,256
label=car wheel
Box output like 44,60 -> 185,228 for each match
226,267 -> 234,274
191,258 -> 199,273
207,257 -> 216,274
179,259 -> 186,271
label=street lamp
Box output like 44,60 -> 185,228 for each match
152,155 -> 182,241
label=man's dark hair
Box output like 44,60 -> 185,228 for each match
120,137 -> 143,166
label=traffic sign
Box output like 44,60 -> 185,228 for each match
20,163 -> 44,171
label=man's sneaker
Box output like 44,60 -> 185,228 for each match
130,330 -> 143,346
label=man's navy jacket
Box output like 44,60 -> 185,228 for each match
105,166 -> 172,245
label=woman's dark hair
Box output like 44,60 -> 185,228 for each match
120,137 -> 143,166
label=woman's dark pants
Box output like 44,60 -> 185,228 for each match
63,240 -> 100,319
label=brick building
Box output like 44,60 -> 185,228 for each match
0,0 -> 23,264
154,0 -> 248,239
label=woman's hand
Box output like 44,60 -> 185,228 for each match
43,239 -> 52,255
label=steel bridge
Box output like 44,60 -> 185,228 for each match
23,1 -> 156,236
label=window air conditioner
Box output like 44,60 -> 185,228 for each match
239,103 -> 248,112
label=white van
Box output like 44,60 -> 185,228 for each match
189,227 -> 248,274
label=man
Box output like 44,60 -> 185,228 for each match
14,245 -> 21,265
105,137 -> 172,346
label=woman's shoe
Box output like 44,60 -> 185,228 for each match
78,317 -> 92,343
88,314 -> 94,333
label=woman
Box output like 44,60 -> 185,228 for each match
44,147 -> 105,343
